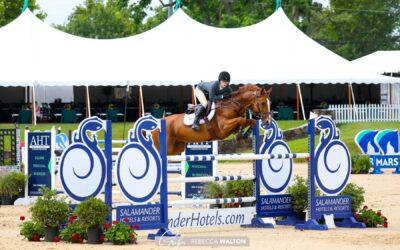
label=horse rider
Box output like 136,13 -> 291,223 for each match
192,71 -> 233,131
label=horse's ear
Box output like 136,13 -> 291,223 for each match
264,87 -> 272,96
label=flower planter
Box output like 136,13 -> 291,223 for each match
44,227 -> 59,242
87,227 -> 102,244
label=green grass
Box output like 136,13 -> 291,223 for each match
0,121 -> 399,156
0,122 -> 135,149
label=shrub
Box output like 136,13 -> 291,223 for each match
75,197 -> 109,229
287,175 -> 321,215
20,220 -> 45,241
339,182 -> 365,211
60,216 -> 86,243
204,182 -> 224,199
355,205 -> 388,228
104,220 -> 138,245
224,180 -> 253,198
351,154 -> 371,174
29,187 -> 70,228
0,172 -> 27,203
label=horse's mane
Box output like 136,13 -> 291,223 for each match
231,84 -> 261,98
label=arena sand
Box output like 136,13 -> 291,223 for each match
1,163 -> 399,250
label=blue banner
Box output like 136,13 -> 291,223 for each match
257,194 -> 293,217
116,204 -> 163,230
185,142 -> 214,199
27,132 -> 52,196
313,195 -> 352,219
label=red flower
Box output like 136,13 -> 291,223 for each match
99,235 -> 105,242
72,233 -> 78,239
105,223 -> 111,229
129,224 -> 133,228
133,225 -> 139,230
384,222 -> 388,228
354,213 -> 359,219
69,215 -> 75,222
377,211 -> 382,217
123,218 -> 129,223
32,234 -> 40,241
53,236 -> 60,242
306,156 -> 310,161
363,205 -> 368,210
384,217 -> 388,222
19,216 -> 25,221
77,237 -> 83,243
131,233 -> 135,238
363,219 -> 368,223
112,221 -> 117,225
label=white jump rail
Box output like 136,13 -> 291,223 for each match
167,153 -> 310,162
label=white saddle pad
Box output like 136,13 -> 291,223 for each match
183,103 -> 216,126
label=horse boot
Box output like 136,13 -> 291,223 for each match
191,105 -> 205,131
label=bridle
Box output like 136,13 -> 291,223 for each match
216,91 -> 272,121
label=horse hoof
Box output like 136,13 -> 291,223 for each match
191,126 -> 200,131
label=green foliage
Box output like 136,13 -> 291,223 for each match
75,197 -> 109,229
104,221 -> 137,245
339,182 -> 365,211
225,180 -> 253,197
309,0 -> 400,60
60,218 -> 87,243
287,175 -> 321,214
351,154 -> 371,174
0,171 -> 26,196
0,0 -> 46,27
205,182 -> 224,199
355,205 -> 388,228
29,187 -> 70,228
60,0 -> 134,38
19,220 -> 45,241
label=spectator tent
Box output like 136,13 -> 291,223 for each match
0,8 -> 398,123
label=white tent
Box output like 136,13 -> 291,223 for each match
1,8 -> 399,123
351,51 -> 400,74
352,51 -> 400,105
0,8 -> 397,87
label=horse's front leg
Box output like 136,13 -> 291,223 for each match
219,117 -> 249,138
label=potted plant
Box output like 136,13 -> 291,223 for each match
351,154 -> 371,174
354,205 -> 388,228
287,175 -> 321,220
204,182 -> 225,208
19,216 -> 45,241
60,216 -> 87,243
104,220 -> 138,245
339,182 -> 365,212
0,172 -> 27,205
224,180 -> 254,207
75,197 -> 109,244
29,187 -> 70,242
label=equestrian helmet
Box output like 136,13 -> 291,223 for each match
218,71 -> 230,83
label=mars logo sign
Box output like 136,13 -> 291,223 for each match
355,129 -> 400,174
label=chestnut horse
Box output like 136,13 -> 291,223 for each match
152,85 -> 272,155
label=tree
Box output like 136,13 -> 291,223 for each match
308,0 -> 400,60
60,0 -> 134,39
0,0 -> 46,27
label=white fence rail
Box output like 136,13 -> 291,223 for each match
328,104 -> 400,123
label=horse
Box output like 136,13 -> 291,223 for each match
152,85 -> 272,156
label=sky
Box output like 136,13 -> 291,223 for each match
36,0 -> 330,25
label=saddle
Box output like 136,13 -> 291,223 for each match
183,102 -> 216,126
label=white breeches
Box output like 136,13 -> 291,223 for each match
195,87 -> 208,108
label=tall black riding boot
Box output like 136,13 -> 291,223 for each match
192,106 -> 205,131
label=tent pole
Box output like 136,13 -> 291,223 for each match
390,73 -> 393,105
350,83 -> 357,118
297,83 -> 306,120
348,83 -> 352,106
32,84 -> 36,126
86,86 -> 91,118
192,85 -> 197,105
122,81 -> 129,140
139,86 -> 144,117
296,83 -> 300,120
